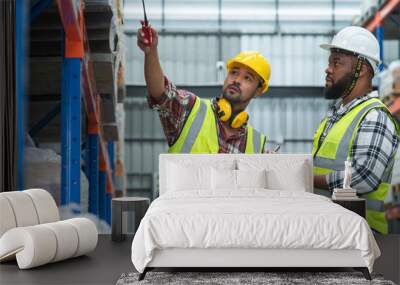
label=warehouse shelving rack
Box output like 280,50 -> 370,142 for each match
359,0 -> 400,115
16,0 -> 116,224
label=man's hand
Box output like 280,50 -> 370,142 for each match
137,22 -> 158,55
386,205 -> 400,220
136,24 -> 165,100
314,175 -> 329,190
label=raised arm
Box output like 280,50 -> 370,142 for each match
137,24 -> 165,100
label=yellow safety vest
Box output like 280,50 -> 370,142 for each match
312,97 -> 400,234
168,98 -> 266,153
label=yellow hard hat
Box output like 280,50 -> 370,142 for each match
226,51 -> 271,93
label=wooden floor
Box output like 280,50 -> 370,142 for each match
0,234 -> 398,285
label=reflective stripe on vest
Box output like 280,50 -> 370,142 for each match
180,99 -> 208,153
253,128 -> 261,153
366,199 -> 385,212
313,101 -> 382,171
312,97 -> 399,234
169,98 -> 265,153
245,126 -> 265,153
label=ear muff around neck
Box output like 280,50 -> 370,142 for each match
231,111 -> 249,129
217,98 -> 232,122
216,98 -> 249,129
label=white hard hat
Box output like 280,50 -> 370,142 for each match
320,26 -> 381,75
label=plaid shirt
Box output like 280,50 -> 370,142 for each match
148,78 -> 265,153
319,91 -> 399,193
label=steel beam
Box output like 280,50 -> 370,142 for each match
61,58 -> 81,206
376,24 -> 384,72
86,134 -> 99,215
99,170 -> 107,221
30,0 -> 54,23
16,0 -> 28,190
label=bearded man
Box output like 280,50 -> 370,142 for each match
137,25 -> 271,153
312,26 -> 400,234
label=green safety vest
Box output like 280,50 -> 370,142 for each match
168,98 -> 266,154
312,97 -> 400,234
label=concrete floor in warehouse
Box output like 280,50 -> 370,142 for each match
0,235 -> 399,285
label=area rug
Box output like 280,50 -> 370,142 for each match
116,271 -> 396,285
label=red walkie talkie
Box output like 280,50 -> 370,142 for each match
141,0 -> 152,46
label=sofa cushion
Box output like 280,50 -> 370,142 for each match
64,218 -> 98,257
0,196 -> 17,237
0,218 -> 97,269
24,189 -> 59,223
42,221 -> 79,262
0,192 -> 39,228
0,226 -> 57,269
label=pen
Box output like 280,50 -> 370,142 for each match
274,145 -> 281,152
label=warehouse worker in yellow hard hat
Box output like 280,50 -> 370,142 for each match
137,26 -> 271,153
313,26 -> 400,234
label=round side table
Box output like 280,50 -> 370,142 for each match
111,197 -> 150,242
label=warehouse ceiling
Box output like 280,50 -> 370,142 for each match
124,0 -> 361,34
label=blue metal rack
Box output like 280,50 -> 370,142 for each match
361,0 -> 400,113
16,0 -> 28,190
58,0 -> 115,216
86,134 -> 100,215
376,25 -> 384,72
364,0 -> 400,31
29,104 -> 61,138
30,0 -> 53,22
362,0 -> 399,71
61,58 -> 82,206
16,0 -> 116,223
361,0 -> 400,233
106,141 -> 115,224
99,170 -> 107,221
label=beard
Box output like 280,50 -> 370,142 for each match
323,72 -> 353,100
222,83 -> 243,104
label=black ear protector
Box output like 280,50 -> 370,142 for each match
216,98 -> 249,129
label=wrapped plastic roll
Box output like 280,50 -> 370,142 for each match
24,189 -> 59,223
42,222 -> 79,262
0,192 -> 39,227
0,196 -> 17,237
64,218 -> 98,257
0,226 -> 57,269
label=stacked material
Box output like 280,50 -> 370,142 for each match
379,60 -> 400,108
379,61 -> 400,212
113,103 -> 126,195
23,145 -> 89,212
332,188 -> 359,200
85,0 -> 125,141
29,3 -> 67,144
360,0 -> 379,20
352,0 -> 381,25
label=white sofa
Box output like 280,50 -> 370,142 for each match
0,189 -> 98,269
